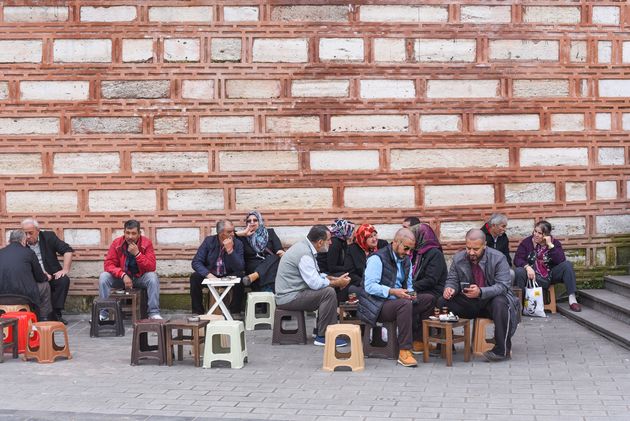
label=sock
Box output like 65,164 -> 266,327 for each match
568,294 -> 577,305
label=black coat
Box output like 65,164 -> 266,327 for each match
192,235 -> 245,277
343,240 -> 389,287
411,247 -> 447,297
237,228 -> 283,274
35,230 -> 74,274
481,224 -> 512,267
317,237 -> 348,275
0,243 -> 47,310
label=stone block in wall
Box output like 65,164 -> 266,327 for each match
414,39 -> 476,62
599,80 -> 630,97
595,113 -> 612,130
71,117 -> 142,134
520,148 -> 588,167
167,189 -> 224,211
319,38 -> 364,61
344,186 -> 415,209
63,229 -> 101,246
373,39 -> 406,62
272,226 -> 310,247
89,190 -> 156,212
266,116 -> 320,133
440,221 -> 482,242
53,39 -> 112,63
6,191 -> 77,213
420,115 -> 461,132
132,152 -> 208,173
3,6 -> 68,22
53,153 -> 120,174
506,219 -> 535,238
0,40 -> 42,63
200,116 -> 254,133
310,150 -> 380,171
181,80 -> 214,100
513,80 -> 569,97
598,41 -> 612,63
71,261 -> 104,278
211,38 -> 241,62
0,82 -> 8,100
596,215 -> 630,234
224,6 -> 259,22
360,5 -> 447,22
592,7 -> 620,25
0,153 -> 42,175
475,114 -> 540,131
460,6 -> 511,23
331,115 -> 408,132
550,114 -> 584,131
598,148 -> 625,166
154,117 -> 188,134
122,39 -> 153,63
623,42 -> 630,63
0,117 -> 59,135
101,80 -> 169,99
360,80 -> 415,99
523,6 -> 580,24
236,188 -> 333,210
156,228 -> 200,245
623,114 -> 630,130
372,225 -> 400,241
253,39 -> 308,63
489,40 -> 559,61
596,181 -> 617,200
291,80 -> 349,97
20,81 -> 90,101
427,80 -> 499,98
424,185 -> 494,207
546,217 -> 586,236
149,7 -> 213,22
505,183 -> 555,203
80,6 -> 137,22
157,260 -> 193,277
219,151 -> 299,172
565,182 -> 587,201
271,6 -> 348,22
226,80 -> 281,98
570,41 -> 587,62
164,39 -> 200,62
391,148 -> 508,169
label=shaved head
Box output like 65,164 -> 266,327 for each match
394,228 -> 415,242
465,228 -> 486,242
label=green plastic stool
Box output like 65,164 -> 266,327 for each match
202,320 -> 248,369
245,292 -> 276,331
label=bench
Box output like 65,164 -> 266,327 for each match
68,277 -> 191,296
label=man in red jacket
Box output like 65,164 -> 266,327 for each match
98,219 -> 162,319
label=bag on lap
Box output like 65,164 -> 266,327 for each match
523,278 -> 546,318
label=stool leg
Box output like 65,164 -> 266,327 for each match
464,322 -> 471,362
422,322 -> 429,363
166,327 -> 174,366
445,326 -> 453,367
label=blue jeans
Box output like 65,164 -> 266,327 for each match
99,272 -> 161,316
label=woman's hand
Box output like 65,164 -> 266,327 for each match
525,265 -> 535,281
544,235 -> 553,248
276,250 -> 285,257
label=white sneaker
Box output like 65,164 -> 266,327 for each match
149,314 -> 163,320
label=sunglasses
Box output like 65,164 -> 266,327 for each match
402,246 -> 412,251
246,219 -> 258,223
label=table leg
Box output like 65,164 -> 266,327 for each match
445,326 -> 453,367
463,322 -> 471,362
177,329 -> 183,361
192,327 -> 200,367
207,285 -> 234,320
422,322 -> 430,363
166,327 -> 173,366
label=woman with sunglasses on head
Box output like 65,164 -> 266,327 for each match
343,224 -> 388,299
235,210 -> 284,293
317,218 -> 355,301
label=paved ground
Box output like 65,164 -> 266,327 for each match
1,312 -> 629,421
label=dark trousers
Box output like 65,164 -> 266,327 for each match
514,260 -> 577,295
411,293 -> 437,340
437,294 -> 513,357
50,275 -> 70,313
277,287 -> 338,337
248,254 -> 279,292
190,272 -> 245,315
377,298 -> 428,350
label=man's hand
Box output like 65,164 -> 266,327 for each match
205,273 -> 218,280
53,269 -> 68,280
276,250 -> 285,257
44,272 -> 53,282
390,288 -> 412,299
330,273 -> 350,289
443,287 -> 455,300
525,265 -> 535,281
223,237 -> 234,254
127,241 -> 139,256
122,274 -> 133,289
463,284 -> 481,299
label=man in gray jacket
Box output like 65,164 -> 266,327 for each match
275,225 -> 350,347
438,228 -> 519,362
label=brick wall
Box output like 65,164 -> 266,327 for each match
1,1 -> 629,279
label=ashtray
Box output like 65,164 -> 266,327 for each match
114,290 -> 126,294
187,316 -> 200,322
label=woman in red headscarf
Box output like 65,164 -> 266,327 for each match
342,224 -> 388,300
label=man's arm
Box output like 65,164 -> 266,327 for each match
479,255 -> 511,300
364,256 -> 389,298
104,242 -> 125,279
224,238 -> 245,273
298,255 -> 330,290
136,239 -> 157,272
55,251 -> 73,279
29,249 -> 49,283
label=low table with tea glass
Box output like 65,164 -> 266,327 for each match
422,318 -> 471,367
201,276 -> 241,321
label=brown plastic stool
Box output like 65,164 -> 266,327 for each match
131,319 -> 168,365
272,309 -> 307,345
472,318 -> 494,356
544,287 -> 557,313
362,321 -> 398,359
1,318 -> 19,363
90,298 -> 124,337
23,321 -> 72,364
322,324 -> 364,372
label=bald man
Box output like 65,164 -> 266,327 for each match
438,228 -> 519,362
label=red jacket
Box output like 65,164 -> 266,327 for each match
104,236 -> 156,279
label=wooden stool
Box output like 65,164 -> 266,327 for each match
322,324 -> 364,372
131,319 -> 168,365
544,287 -> 557,313
0,304 -> 30,316
472,318 -> 494,356
203,320 -> 248,369
245,292 -> 275,331
338,302 -> 361,325
1,318 -> 19,363
23,321 -> 72,364
272,309 -> 307,345
109,289 -> 148,324
422,319 -> 471,367
362,321 -> 398,359
90,298 -> 124,337
165,319 -> 209,367
1,311 -> 38,354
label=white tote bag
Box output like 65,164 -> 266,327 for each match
523,278 -> 546,318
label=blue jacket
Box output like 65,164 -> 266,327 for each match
192,235 -> 245,278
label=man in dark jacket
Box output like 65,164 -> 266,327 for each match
481,213 -> 512,267
22,218 -> 74,323
0,230 -> 53,320
190,220 -> 245,315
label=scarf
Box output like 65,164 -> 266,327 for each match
245,210 -> 269,254
355,224 -> 378,254
410,223 -> 442,277
529,240 -> 552,282
329,218 -> 355,241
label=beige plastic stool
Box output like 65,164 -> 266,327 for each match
322,324 -> 364,372
245,292 -> 276,331
203,320 -> 248,369
0,304 -> 30,316
544,287 -> 557,314
472,318 -> 494,356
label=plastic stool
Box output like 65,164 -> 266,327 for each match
245,292 -> 276,330
472,318 -> 494,356
131,319 -> 168,365
544,287 -> 557,313
362,321 -> 398,359
203,320 -> 248,369
90,298 -> 124,337
322,324 -> 364,372
23,321 -> 72,363
0,304 -> 30,316
108,289 -> 148,324
1,311 -> 38,354
272,309 -> 307,345
1,318 -> 19,363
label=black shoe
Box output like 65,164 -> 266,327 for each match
56,312 -> 68,325
482,350 -> 511,362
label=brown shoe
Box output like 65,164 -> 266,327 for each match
569,303 -> 582,312
412,341 -> 424,354
397,349 -> 418,367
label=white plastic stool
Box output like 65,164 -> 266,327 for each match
202,320 -> 248,369
245,292 -> 276,331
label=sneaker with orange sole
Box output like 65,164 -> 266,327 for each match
397,349 -> 418,367
412,341 -> 436,355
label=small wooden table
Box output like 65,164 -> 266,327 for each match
422,318 -> 471,367
165,319 -> 209,367
202,277 -> 241,320
0,317 -> 19,363
109,289 -> 147,324
338,302 -> 361,324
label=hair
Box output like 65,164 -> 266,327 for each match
465,228 -> 486,242
124,219 -> 141,231
307,225 -> 330,243
9,229 -> 26,243
20,218 -> 39,229
403,216 -> 421,226
535,220 -> 553,235
216,219 -> 232,234
394,228 -> 415,243
487,213 -> 508,226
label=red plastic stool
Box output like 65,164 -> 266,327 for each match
1,311 -> 39,354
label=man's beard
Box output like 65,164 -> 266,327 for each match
466,251 -> 484,264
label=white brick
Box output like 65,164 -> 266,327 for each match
513,80 -> 569,98
167,189 -> 224,211
266,116 -> 320,133
427,80 -> 499,98
163,38 -> 200,62
271,5 -> 347,22
360,80 -> 415,99
596,215 -> 630,234
182,80 -> 214,100
71,117 -> 142,134
319,38 -> 364,61
373,38 -> 406,62
149,7 -> 213,22
156,228 -> 200,245
506,219 -> 536,238
598,41 -> 612,63
440,221 -> 482,242
219,151 -> 299,172
546,217 -> 586,236
0,40 -> 42,63
273,226 -> 310,247
489,40 -> 559,61
54,39 -> 112,63
224,6 -> 259,21
598,147 -> 625,165
89,190 -> 156,212
132,152 -> 208,173
3,6 -> 68,22
53,153 -> 120,174
523,6 -> 580,24
360,5 -> 447,22
460,6 -> 511,23
156,260 -> 193,277
415,39 -> 476,62
570,41 -> 587,62
310,150 -> 380,171
592,7 -> 620,25
200,116 -> 254,133
0,153 -> 42,175
595,113 -> 612,130
6,191 -> 77,213
550,114 -> 584,132
211,38 -> 241,62
505,183 -> 555,203
0,82 -> 8,100
425,185 -> 494,207
291,80 -> 349,97
0,117 -> 59,135
475,114 -> 540,131
391,148 -> 509,169
372,225 -> 401,242
599,80 -> 630,97
623,114 -> 630,130
80,6 -> 137,22
101,80 -> 169,99
154,117 -> 188,134
253,39 -> 308,63
565,182 -> 587,201
623,42 -> 630,63
344,186 -> 415,208
331,115 -> 408,132
420,115 -> 461,132
63,229 -> 101,246
520,148 -> 588,167
20,81 -> 89,101
596,181 -> 617,200
226,80 -> 281,99
122,39 -> 153,63
71,261 -> 103,278
236,188 -> 333,210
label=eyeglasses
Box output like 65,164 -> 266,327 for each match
246,219 -> 258,223
402,246 -> 412,251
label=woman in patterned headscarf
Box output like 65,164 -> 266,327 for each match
344,224 -> 388,294
316,218 -> 355,275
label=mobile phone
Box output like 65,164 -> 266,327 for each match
460,281 -> 471,291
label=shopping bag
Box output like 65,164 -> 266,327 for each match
523,278 -> 546,318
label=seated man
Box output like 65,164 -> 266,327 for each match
275,225 -> 350,347
0,230 -> 53,320
98,219 -> 162,319
438,229 -> 519,362
481,213 -> 512,267
359,228 -> 429,368
190,220 -> 244,315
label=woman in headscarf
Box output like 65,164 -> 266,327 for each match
316,218 -> 355,276
235,210 -> 284,293
343,223 -> 388,298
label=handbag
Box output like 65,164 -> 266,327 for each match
523,278 -> 546,318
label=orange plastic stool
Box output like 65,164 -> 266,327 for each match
23,321 -> 72,363
1,311 -> 39,354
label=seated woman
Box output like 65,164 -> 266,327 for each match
343,224 -> 388,300
514,220 -> 581,312
236,211 -> 284,293
317,219 -> 355,302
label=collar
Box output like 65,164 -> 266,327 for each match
390,247 -> 405,263
306,237 -> 318,255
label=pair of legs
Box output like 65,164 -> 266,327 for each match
99,272 -> 161,316
276,287 -> 337,337
49,275 -> 70,317
36,282 -> 53,320
514,261 -> 577,295
189,272 -> 244,315
376,296 -> 433,350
